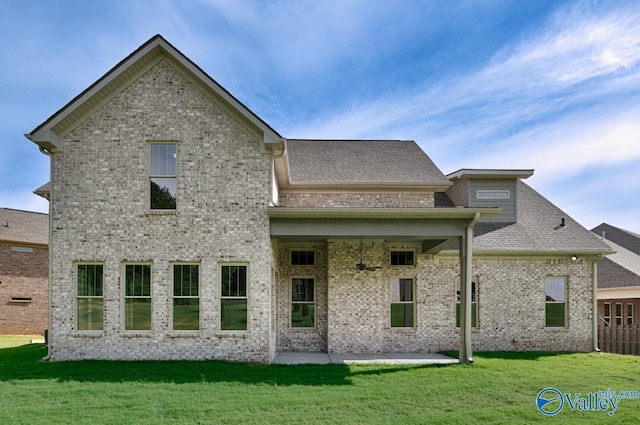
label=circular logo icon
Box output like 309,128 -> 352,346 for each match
537,388 -> 564,416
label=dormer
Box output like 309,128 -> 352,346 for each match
445,169 -> 534,223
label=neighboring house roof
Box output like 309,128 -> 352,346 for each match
591,223 -> 640,289
597,258 -> 640,289
472,181 -> 612,255
0,208 -> 49,246
25,34 -> 283,152
284,139 -> 451,187
592,223 -> 640,255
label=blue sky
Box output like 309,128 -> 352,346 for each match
2,0 -> 640,232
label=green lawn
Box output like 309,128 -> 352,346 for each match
1,343 -> 639,424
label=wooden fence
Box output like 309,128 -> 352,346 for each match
598,324 -> 640,355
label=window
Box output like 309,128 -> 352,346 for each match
77,264 -> 104,331
291,250 -> 315,266
545,277 -> 566,327
291,278 -> 315,328
627,304 -> 634,325
476,190 -> 510,200
221,265 -> 248,331
616,303 -> 623,326
173,264 -> 199,331
604,302 -> 611,326
10,246 -> 33,253
456,278 -> 478,328
124,264 -> 152,331
390,278 -> 414,328
149,143 -> 177,210
390,251 -> 415,266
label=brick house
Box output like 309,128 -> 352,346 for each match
26,35 -> 612,363
592,223 -> 640,327
0,208 -> 48,335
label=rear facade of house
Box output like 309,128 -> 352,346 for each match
26,36 -> 612,362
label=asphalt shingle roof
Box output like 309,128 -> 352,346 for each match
473,181 -> 612,253
285,139 -> 450,185
0,208 -> 49,245
591,223 -> 640,255
597,257 -> 640,288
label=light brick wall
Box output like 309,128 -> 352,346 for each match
48,59 -> 274,361
279,192 -> 435,208
0,242 -> 48,335
323,240 -> 593,354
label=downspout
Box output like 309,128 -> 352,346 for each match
592,254 -> 605,353
460,212 -> 480,364
41,147 -> 53,361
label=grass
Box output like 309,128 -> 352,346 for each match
1,342 -> 639,424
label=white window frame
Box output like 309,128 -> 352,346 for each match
390,277 -> 416,328
171,263 -> 200,332
476,189 -> 510,200
545,276 -> 567,328
616,302 -> 623,326
627,303 -> 634,325
603,302 -> 611,326
76,262 -> 104,332
290,276 -> 315,329
123,262 -> 153,332
390,250 -> 416,266
148,141 -> 178,211
290,250 -> 315,266
219,263 -> 249,333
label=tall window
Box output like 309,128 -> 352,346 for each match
150,143 -> 177,210
77,264 -> 104,331
291,278 -> 315,328
125,264 -> 152,330
627,304 -> 634,325
173,264 -> 199,331
390,278 -> 414,328
603,302 -> 611,326
616,303 -> 623,326
456,279 -> 478,328
221,265 -> 248,331
545,277 -> 566,327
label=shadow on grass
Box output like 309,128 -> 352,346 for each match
0,344 -> 445,386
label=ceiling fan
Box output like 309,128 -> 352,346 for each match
356,239 -> 382,271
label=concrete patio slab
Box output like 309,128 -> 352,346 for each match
272,351 -> 458,365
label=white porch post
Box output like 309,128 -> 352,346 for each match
459,213 -> 478,364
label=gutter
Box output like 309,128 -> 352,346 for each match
593,254 -> 606,353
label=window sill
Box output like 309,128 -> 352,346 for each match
289,327 -> 317,332
122,332 -> 153,337
146,210 -> 177,216
216,332 -> 248,339
71,332 -> 104,338
390,327 -> 417,333
168,331 -> 201,338
545,327 -> 568,332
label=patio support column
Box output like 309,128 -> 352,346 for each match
459,213 -> 479,364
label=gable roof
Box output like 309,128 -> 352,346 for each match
0,208 -> 49,246
25,34 -> 283,152
597,258 -> 640,288
283,139 -> 451,188
472,181 -> 613,255
592,223 -> 640,255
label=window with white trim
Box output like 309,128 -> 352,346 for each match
616,303 -> 623,326
291,277 -> 315,328
390,278 -> 415,328
603,302 -> 611,326
545,277 -> 566,327
220,264 -> 248,331
627,303 -> 634,325
456,278 -> 478,328
172,264 -> 199,331
124,264 -> 152,331
77,263 -> 104,331
149,143 -> 177,210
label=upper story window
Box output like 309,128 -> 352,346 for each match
390,251 -> 414,266
291,250 -> 315,266
149,143 -> 177,210
476,190 -> 510,200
